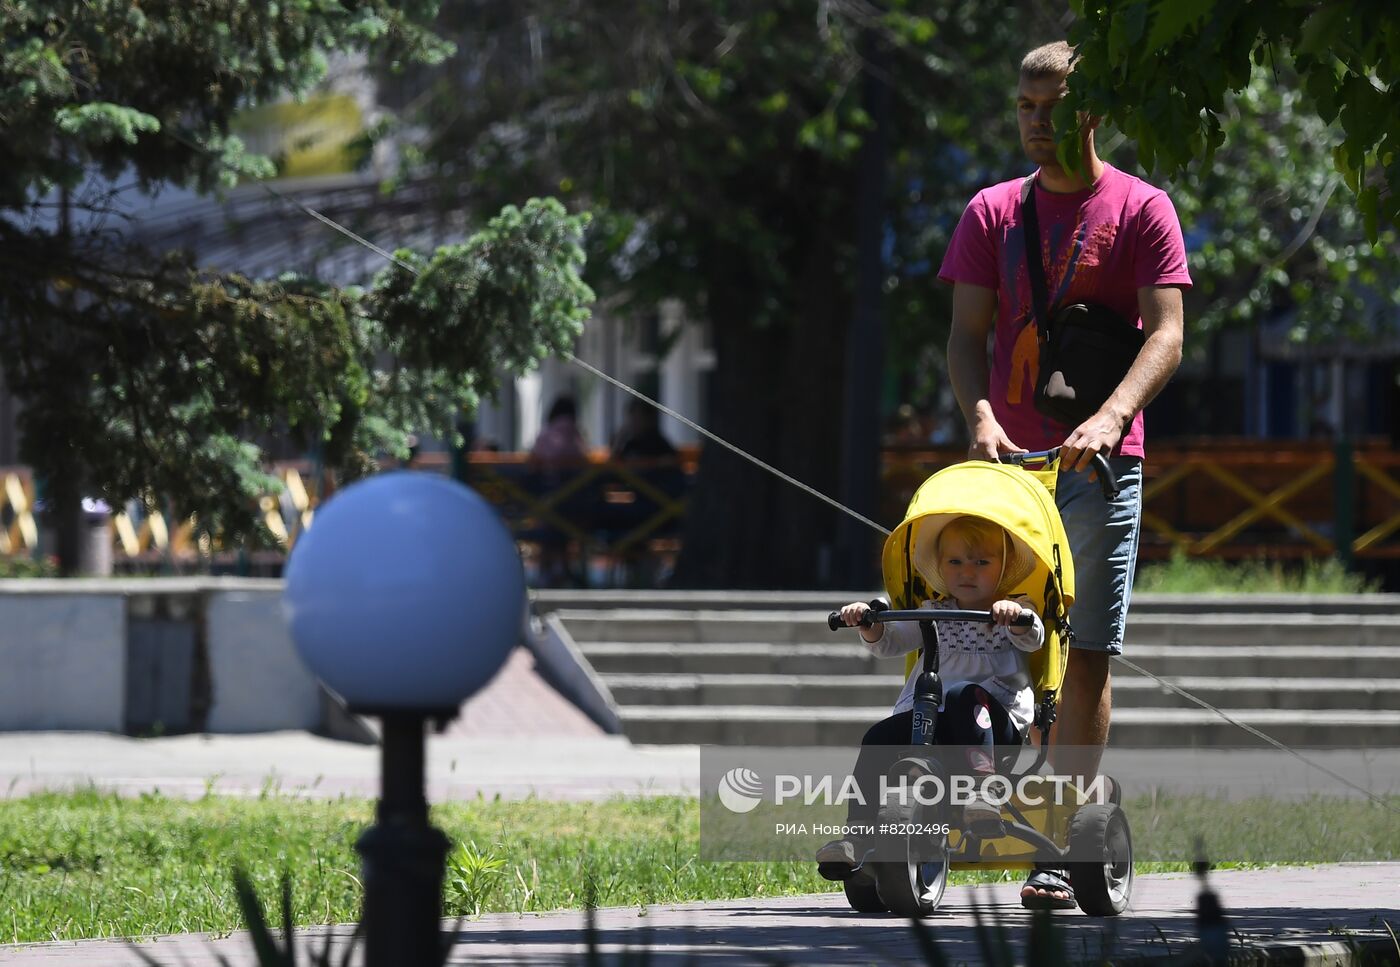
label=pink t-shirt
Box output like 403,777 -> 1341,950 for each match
938,163 -> 1191,457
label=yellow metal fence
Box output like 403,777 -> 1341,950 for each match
882,441 -> 1400,561
0,465 -> 322,565
4,441 -> 1398,570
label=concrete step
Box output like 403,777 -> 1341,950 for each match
618,705 -> 879,746
549,595 -> 1400,750
600,671 -> 1400,712
1121,644 -> 1400,679
533,588 -> 1400,617
555,609 -> 1400,647
601,673 -> 906,707
1105,707 -> 1400,748
615,705 -> 1400,748
1126,614 -> 1400,647
578,642 -> 903,676
558,609 -> 844,644
1111,675 -> 1400,711
578,641 -> 1400,679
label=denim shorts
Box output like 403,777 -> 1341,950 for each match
1054,457 -> 1143,655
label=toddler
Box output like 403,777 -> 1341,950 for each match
816,514 -> 1044,879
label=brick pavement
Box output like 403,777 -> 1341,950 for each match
443,646 -> 604,739
2,863 -> 1395,965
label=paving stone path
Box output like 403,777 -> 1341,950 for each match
3,863 -> 1395,965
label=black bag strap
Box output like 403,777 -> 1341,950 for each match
1020,173 -> 1051,332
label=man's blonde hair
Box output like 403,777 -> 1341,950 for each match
1020,40 -> 1076,81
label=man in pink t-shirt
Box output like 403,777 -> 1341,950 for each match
940,41 -> 1190,910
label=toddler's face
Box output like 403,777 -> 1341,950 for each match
936,531 -> 1003,610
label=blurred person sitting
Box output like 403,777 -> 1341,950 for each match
607,399 -> 682,586
530,396 -> 587,468
528,396 -> 589,586
610,398 -> 677,460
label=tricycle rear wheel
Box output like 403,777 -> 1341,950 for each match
842,870 -> 887,912
1068,804 -> 1133,916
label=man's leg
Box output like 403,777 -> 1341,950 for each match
1053,650 -> 1110,774
1022,457 -> 1142,906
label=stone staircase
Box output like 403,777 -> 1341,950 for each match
534,591 -> 1400,748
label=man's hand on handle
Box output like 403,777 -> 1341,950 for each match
1060,409 -> 1125,473
968,401 -> 1027,462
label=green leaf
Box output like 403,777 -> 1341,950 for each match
757,91 -> 789,114
1332,143 -> 1360,192
1145,0 -> 1213,52
1203,114 -> 1226,165
1360,185 -> 1380,242
1305,64 -> 1342,124
231,869 -> 289,966
54,103 -> 160,144
1339,73 -> 1386,149
1297,5 -> 1348,56
1107,11 -> 1130,62
1138,130 -> 1156,174
1124,3 -> 1149,47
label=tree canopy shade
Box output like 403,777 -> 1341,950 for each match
1062,0 -> 1400,238
0,1 -> 593,567
399,0 -> 1053,586
1165,68 -> 1400,349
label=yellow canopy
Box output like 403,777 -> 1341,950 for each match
882,460 -> 1075,702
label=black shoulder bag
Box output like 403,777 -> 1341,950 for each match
1021,174 -> 1144,427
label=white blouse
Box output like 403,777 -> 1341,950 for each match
861,597 -> 1044,734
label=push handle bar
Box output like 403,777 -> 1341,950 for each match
827,598 -> 1034,632
1002,447 -> 1121,500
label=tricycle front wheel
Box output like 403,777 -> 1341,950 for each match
872,834 -> 948,918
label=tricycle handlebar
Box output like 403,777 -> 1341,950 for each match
1002,447 -> 1121,500
827,600 -> 1035,632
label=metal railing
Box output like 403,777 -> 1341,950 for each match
4,439 -> 1398,573
881,439 -> 1400,561
0,464 -> 325,567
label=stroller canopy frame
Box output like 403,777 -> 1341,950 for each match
880,460 -> 1076,705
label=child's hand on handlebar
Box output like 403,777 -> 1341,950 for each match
991,599 -> 1032,630
839,602 -> 883,643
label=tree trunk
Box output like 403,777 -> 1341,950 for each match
836,27 -> 891,590
45,473 -> 84,577
672,238 -> 860,589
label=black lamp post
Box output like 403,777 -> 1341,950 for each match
356,710 -> 453,965
283,472 -> 526,967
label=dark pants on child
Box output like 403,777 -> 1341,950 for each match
846,682 -> 1021,827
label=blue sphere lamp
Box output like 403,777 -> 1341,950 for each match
284,471 -> 525,966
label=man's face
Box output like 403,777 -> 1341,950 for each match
1017,72 -> 1068,167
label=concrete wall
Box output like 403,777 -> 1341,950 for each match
206,589 -> 321,732
0,579 -> 335,735
0,592 -> 125,730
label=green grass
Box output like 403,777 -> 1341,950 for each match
0,789 -> 837,944
0,789 -> 1395,943
1134,551 -> 1380,594
0,555 -> 58,579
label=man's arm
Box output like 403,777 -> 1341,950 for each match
1059,284 -> 1185,471
947,281 -> 1025,460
